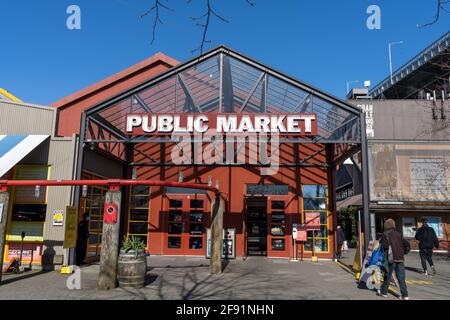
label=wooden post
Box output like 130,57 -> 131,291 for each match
210,195 -> 224,274
98,190 -> 121,290
0,191 -> 9,284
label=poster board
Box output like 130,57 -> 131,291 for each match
305,212 -> 320,230
63,206 -> 78,249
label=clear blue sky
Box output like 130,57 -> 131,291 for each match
0,0 -> 448,105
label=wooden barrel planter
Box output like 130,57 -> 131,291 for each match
117,249 -> 147,288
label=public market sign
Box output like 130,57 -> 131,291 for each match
126,113 -> 317,136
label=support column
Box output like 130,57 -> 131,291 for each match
210,195 -> 224,274
0,191 -> 9,283
98,190 -> 121,290
360,113 -> 371,251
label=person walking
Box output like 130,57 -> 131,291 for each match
76,212 -> 90,266
415,218 -> 439,276
377,218 -> 410,300
336,225 -> 346,259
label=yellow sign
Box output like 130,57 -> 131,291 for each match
63,206 -> 78,249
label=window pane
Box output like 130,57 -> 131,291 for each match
169,199 -> 183,208
303,198 -> 327,210
168,210 -> 182,222
304,238 -> 328,252
11,204 -> 46,222
129,208 -> 149,221
129,222 -> 148,234
131,185 -> 150,195
270,225 -> 285,236
189,212 -> 203,222
168,223 -> 182,234
189,223 -> 203,235
271,213 -> 285,224
402,217 -> 416,238
271,201 -> 285,210
190,199 -> 204,208
189,237 -> 203,249
271,239 -> 285,251
303,185 -> 327,198
168,237 -> 181,248
247,184 -> 289,195
131,195 -> 149,208
320,212 -> 328,224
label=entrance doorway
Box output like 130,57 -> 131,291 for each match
164,194 -> 209,255
246,197 -> 268,256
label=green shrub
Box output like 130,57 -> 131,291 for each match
121,236 -> 146,257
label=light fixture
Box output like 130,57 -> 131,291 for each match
35,185 -> 41,198
82,185 -> 88,198
377,201 -> 404,205
178,171 -> 184,182
208,176 -> 213,187
132,167 -> 137,180
215,180 -> 220,190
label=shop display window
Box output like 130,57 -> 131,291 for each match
189,237 -> 203,249
271,239 -> 285,251
11,204 -> 46,222
302,185 -> 329,253
127,186 -> 150,247
270,200 -> 286,250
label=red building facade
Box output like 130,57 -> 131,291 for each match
53,46 -> 365,260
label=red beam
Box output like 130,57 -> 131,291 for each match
0,179 -> 219,195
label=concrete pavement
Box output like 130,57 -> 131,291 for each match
338,248 -> 450,300
0,256 -> 395,300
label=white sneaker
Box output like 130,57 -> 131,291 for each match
401,296 -> 410,300
431,266 -> 436,275
376,290 -> 388,298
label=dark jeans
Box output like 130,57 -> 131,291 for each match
380,262 -> 408,298
336,242 -> 343,258
76,239 -> 88,266
419,248 -> 434,271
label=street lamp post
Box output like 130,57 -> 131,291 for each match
389,41 -> 404,85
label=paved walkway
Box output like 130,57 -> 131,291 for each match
338,248 -> 450,300
0,256 -> 394,300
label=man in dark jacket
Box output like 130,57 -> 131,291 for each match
76,212 -> 90,266
415,218 -> 439,275
377,218 -> 410,300
336,225 -> 346,259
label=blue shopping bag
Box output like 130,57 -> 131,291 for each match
368,245 -> 384,268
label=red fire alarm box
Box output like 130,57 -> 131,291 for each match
104,203 -> 118,224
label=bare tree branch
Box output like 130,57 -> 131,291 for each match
417,0 -> 450,28
141,0 -> 174,44
141,0 -> 255,50
190,0 -> 230,54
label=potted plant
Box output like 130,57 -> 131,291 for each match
117,236 -> 147,288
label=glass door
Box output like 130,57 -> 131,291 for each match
268,199 -> 287,255
164,194 -> 209,255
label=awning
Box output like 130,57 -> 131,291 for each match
0,135 -> 49,177
336,194 -> 362,210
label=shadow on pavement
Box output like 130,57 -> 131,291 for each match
0,270 -> 52,285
